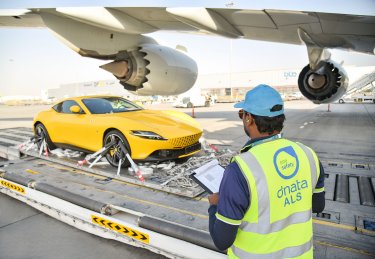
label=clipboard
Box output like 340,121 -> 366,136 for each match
190,159 -> 225,194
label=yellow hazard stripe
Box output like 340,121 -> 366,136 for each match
0,180 -> 25,194
356,227 -> 375,235
25,169 -> 40,175
314,219 -> 375,235
313,219 -> 354,231
91,215 -> 149,244
314,240 -> 375,257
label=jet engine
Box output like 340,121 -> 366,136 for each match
100,44 -> 198,96
298,61 -> 349,104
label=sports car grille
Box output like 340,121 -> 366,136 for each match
168,133 -> 202,148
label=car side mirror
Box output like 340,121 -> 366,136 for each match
70,105 -> 81,113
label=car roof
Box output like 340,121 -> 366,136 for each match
61,95 -> 123,102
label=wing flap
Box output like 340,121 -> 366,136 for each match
56,7 -> 157,34
0,9 -> 31,16
0,9 -> 44,27
166,7 -> 243,38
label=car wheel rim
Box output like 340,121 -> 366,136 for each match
105,134 -> 126,166
35,125 -> 46,148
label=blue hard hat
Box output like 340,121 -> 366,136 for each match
234,84 -> 284,117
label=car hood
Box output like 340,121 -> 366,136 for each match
108,109 -> 202,137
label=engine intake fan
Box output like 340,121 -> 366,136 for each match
298,61 -> 348,104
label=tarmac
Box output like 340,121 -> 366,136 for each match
0,100 -> 374,258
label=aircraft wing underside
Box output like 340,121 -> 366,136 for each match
0,6 -> 374,99
0,7 -> 374,55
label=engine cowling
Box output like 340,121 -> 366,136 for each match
298,61 -> 349,104
100,44 -> 198,96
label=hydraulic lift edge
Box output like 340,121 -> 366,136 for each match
0,176 -> 226,259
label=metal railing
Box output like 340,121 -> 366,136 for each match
346,71 -> 375,96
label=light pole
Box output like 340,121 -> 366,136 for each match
226,1 -> 235,99
229,39 -> 233,99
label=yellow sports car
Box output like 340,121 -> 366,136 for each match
33,96 -> 202,167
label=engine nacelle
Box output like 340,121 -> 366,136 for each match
100,44 -> 198,96
298,61 -> 349,104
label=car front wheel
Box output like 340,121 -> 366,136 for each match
104,130 -> 131,168
34,123 -> 56,150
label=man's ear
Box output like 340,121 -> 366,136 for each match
245,115 -> 252,126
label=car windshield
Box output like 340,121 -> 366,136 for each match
82,97 -> 143,114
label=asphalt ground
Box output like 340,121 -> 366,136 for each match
0,100 -> 375,258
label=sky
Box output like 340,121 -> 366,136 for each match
0,0 -> 375,96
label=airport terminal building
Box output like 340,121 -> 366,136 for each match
47,80 -> 138,100
47,68 -> 300,101
197,68 -> 300,102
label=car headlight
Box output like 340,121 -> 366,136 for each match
131,130 -> 166,140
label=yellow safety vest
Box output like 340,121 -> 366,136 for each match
224,138 -> 320,258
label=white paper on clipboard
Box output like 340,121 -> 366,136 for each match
191,159 -> 224,194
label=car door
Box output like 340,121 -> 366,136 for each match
50,100 -> 91,148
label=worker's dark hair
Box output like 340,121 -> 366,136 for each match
250,112 -> 285,134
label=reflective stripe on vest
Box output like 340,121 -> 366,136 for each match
228,139 -> 318,258
295,142 -> 319,193
237,152 -> 312,234
232,238 -> 313,259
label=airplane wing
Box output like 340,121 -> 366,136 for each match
1,7 -> 374,54
0,6 -> 374,101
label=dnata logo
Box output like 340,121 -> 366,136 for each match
273,146 -> 299,179
277,179 -> 309,207
273,146 -> 309,207
284,71 -> 297,80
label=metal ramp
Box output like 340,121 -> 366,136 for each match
0,127 -> 31,160
346,70 -> 375,96
1,152 -> 375,258
0,159 -> 225,258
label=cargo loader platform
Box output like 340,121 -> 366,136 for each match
0,127 -> 234,198
0,127 -> 375,258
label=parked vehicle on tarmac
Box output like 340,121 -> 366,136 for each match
287,92 -> 304,100
174,95 -> 213,108
337,93 -> 375,104
337,97 -> 351,104
33,96 -> 202,167
351,93 -> 375,103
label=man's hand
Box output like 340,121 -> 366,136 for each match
208,193 -> 219,205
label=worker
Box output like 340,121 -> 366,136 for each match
208,84 -> 325,258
